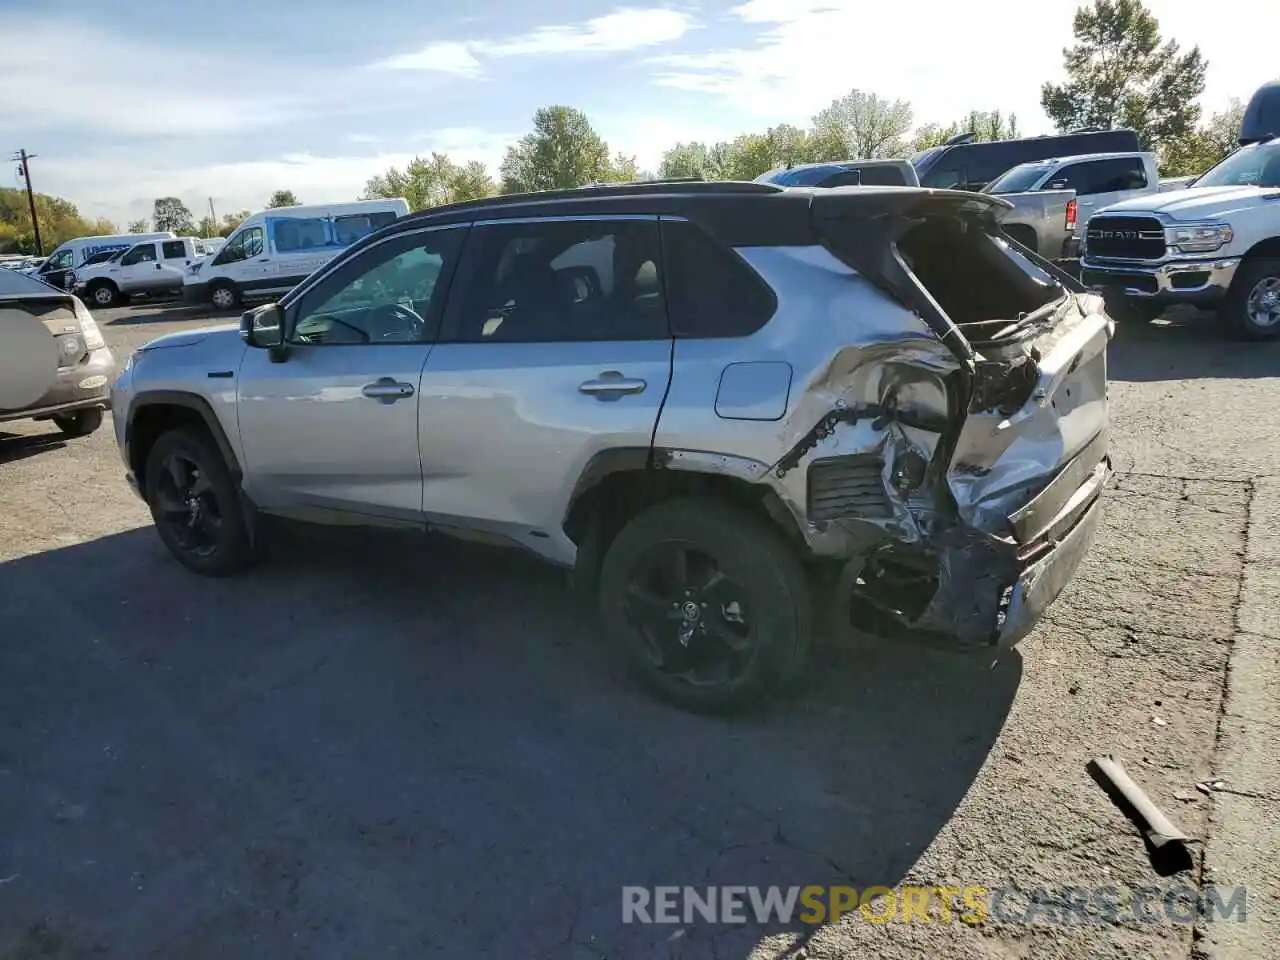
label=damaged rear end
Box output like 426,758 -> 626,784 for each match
795,187 -> 1112,649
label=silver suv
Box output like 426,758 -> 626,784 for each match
111,181 -> 1112,712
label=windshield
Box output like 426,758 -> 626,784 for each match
985,163 -> 1052,194
1194,141 -> 1280,189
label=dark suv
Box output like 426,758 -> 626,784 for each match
113,181 -> 1112,711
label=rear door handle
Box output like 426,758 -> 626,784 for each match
361,377 -> 415,404
579,371 -> 646,400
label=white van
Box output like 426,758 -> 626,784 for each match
33,232 -> 176,291
183,198 -> 410,310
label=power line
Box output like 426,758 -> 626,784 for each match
10,149 -> 43,255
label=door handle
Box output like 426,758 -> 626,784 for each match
579,371 -> 646,400
361,378 -> 415,404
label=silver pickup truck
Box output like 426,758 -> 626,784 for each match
993,190 -> 1077,260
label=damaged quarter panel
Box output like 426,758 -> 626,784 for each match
651,240 -> 962,557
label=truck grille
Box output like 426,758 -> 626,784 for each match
1085,216 -> 1165,260
807,455 -> 891,521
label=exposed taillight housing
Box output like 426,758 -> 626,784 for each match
1065,198 -> 1078,231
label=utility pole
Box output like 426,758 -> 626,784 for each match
12,149 -> 43,255
208,197 -> 217,231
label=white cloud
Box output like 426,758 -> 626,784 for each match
377,7 -> 695,76
0,16 -> 301,135
375,41 -> 483,77
648,0 -> 1278,136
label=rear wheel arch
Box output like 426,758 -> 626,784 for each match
563,449 -> 808,591
1002,223 -> 1038,252
127,392 -> 242,491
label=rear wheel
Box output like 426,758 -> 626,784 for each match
87,281 -> 119,308
144,427 -> 255,576
52,408 -> 103,438
598,497 -> 811,713
209,281 -> 240,311
1224,257 -> 1280,340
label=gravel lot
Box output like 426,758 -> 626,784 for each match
1,301 -> 1277,959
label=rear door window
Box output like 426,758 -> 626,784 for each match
1051,158 -> 1148,195
271,217 -> 330,253
660,219 -> 776,338
120,243 -> 158,266
162,240 -> 188,260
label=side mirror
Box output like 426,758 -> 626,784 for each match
240,303 -> 287,361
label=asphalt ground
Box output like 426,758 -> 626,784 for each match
1,300 -> 1277,959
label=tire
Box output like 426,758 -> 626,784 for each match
1102,292 -> 1160,324
1223,257 -> 1280,341
52,408 -> 103,438
598,497 -> 811,713
143,427 -> 255,576
209,281 -> 240,311
87,280 -> 119,308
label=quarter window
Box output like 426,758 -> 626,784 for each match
120,243 -> 158,266
332,211 -> 398,245
450,219 -> 667,343
661,220 -> 776,338
289,228 -> 465,345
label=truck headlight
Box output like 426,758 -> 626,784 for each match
1166,222 -> 1233,253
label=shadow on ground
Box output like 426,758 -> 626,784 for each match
0,429 -> 65,466
1107,307 -> 1280,383
0,526 -> 1020,958
99,302 -> 231,326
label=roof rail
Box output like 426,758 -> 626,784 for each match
410,179 -> 783,218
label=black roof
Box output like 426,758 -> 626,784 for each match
368,180 -> 1006,250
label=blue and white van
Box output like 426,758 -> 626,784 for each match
183,198 -> 410,310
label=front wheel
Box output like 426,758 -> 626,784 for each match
1223,257 -> 1280,340
87,281 -> 119,308
209,282 -> 240,311
144,427 -> 255,576
598,497 -> 811,713
52,408 -> 103,437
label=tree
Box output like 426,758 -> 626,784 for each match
912,110 -> 1019,151
363,153 -> 495,211
499,106 -> 616,193
1040,0 -> 1206,150
0,187 -> 118,253
127,218 -> 150,233
267,190 -> 300,208
1160,99 -> 1247,176
218,211 -> 251,237
152,197 -> 195,234
810,90 -> 913,159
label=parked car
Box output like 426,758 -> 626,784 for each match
31,233 -> 176,292
0,267 -> 114,437
986,152 -> 1161,257
197,237 -> 226,258
72,236 -> 203,307
1080,135 -> 1280,338
755,160 -> 919,188
184,198 -> 410,310
112,180 -> 1111,712
911,128 -> 1142,191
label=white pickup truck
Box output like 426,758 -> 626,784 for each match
1080,137 -> 1280,339
986,152 -> 1169,259
71,236 -> 202,308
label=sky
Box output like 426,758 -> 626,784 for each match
0,0 -> 1273,227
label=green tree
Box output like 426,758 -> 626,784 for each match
363,153 -> 495,211
218,211 -> 252,237
195,215 -> 218,238
659,142 -> 718,180
912,110 -> 1019,151
1160,99 -> 1247,176
267,190 -> 300,208
0,187 -> 119,253
153,197 -> 195,234
499,106 -> 616,193
1040,0 -> 1206,150
127,218 -> 150,233
811,90 -> 913,159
